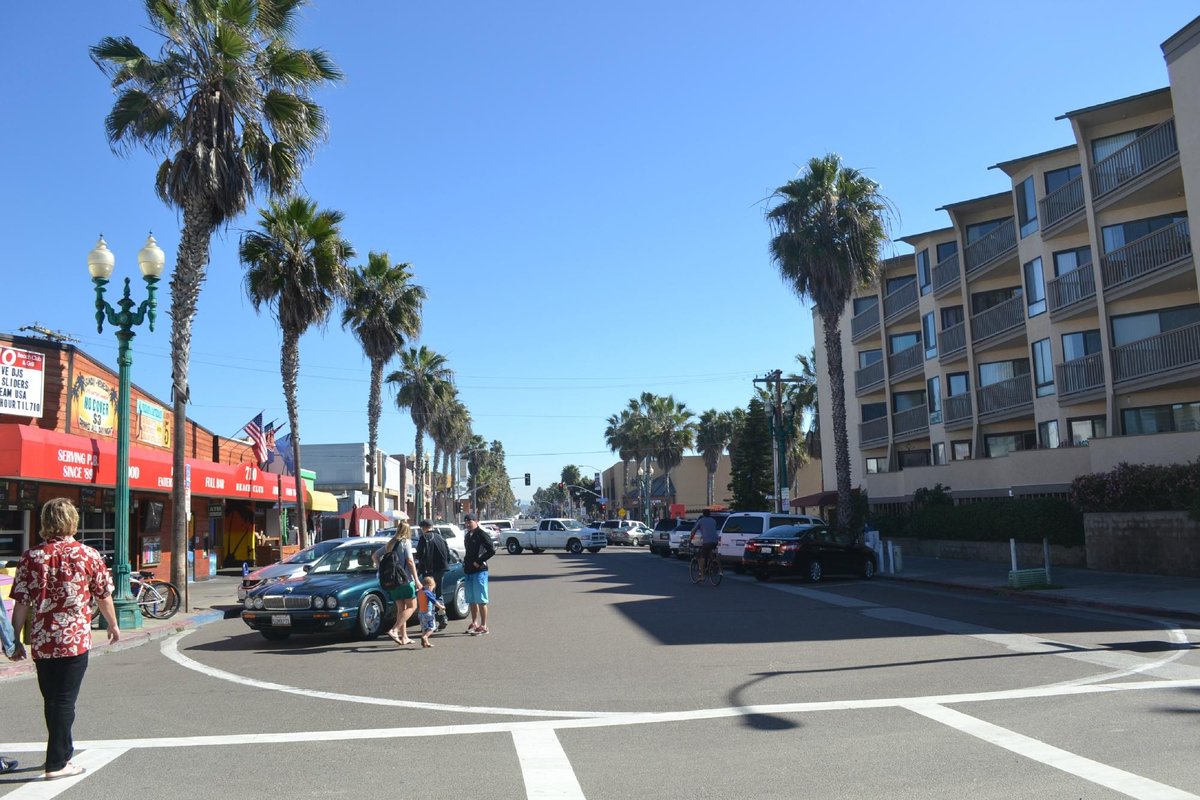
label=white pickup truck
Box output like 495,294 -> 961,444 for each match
503,518 -> 607,555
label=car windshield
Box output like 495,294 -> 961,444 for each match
285,540 -> 339,565
562,520 -> 584,530
309,544 -> 381,574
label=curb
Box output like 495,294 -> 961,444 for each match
0,608 -> 229,683
880,573 -> 1200,624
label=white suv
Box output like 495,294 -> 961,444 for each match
716,512 -> 825,571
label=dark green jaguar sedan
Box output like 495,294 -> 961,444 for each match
241,536 -> 469,642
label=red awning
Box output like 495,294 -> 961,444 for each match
0,424 -> 307,504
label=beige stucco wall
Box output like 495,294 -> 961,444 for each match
602,454 -> 733,516
1165,19 -> 1200,288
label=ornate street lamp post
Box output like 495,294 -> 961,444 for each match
87,234 -> 165,630
637,461 -> 654,524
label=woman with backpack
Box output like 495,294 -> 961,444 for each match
376,521 -> 418,646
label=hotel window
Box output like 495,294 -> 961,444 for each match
1038,420 -> 1060,449
1101,212 -> 1188,254
1069,416 -> 1107,446
1122,401 -> 1200,435
936,241 -> 958,263
947,372 -> 969,397
965,218 -> 1005,244
861,402 -> 887,422
922,313 -> 937,359
984,431 -> 1036,458
917,249 -> 932,295
853,296 -> 878,316
858,349 -> 882,368
1052,245 -> 1091,277
898,450 -> 931,469
1061,330 -> 1101,362
1024,258 -> 1046,317
971,287 -> 1022,315
978,358 -> 1029,388
1016,176 -> 1038,238
927,376 -> 942,424
886,274 -> 916,295
889,332 -> 920,354
952,440 -> 972,461
933,442 -> 947,465
865,457 -> 888,474
1091,128 -> 1151,163
1032,339 -> 1054,397
1044,164 -> 1081,195
1110,304 -> 1200,347
892,390 -> 926,414
941,305 -> 964,330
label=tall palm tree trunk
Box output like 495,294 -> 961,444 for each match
367,357 -> 382,516
168,202 -> 214,601
413,428 -> 425,520
706,469 -> 715,506
442,450 -> 452,519
431,443 -> 442,520
281,328 -> 309,548
824,313 -> 851,531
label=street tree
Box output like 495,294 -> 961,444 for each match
240,197 -> 353,548
93,0 -> 341,590
387,347 -> 454,520
603,409 -> 636,505
341,253 -> 425,518
639,393 -> 695,509
696,409 -> 733,506
728,398 -> 774,511
767,153 -> 893,529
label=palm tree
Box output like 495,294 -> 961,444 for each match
641,394 -> 695,510
767,153 -> 893,529
342,253 -> 425,517
241,197 -> 353,548
387,347 -> 454,520
790,348 -> 820,458
603,409 -> 636,506
92,1 -> 341,589
440,401 -> 472,519
696,409 -> 732,506
428,387 -> 462,519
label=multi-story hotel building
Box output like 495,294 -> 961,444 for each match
817,17 -> 1200,509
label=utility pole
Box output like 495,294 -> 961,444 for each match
754,369 -> 798,513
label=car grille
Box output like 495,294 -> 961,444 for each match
262,595 -> 311,610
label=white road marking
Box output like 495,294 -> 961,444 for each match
512,729 -> 586,799
4,748 -> 127,799
906,704 -> 1199,800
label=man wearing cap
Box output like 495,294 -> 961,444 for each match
461,515 -> 496,635
416,520 -> 451,630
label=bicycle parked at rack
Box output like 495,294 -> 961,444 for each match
90,570 -> 181,620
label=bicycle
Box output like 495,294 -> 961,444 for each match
90,571 -> 181,620
689,546 -> 722,586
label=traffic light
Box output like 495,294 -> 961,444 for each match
524,473 -> 531,486
558,482 -> 564,490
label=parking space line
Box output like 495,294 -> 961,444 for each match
905,704 -> 1199,800
3,748 -> 127,800
512,729 -> 586,800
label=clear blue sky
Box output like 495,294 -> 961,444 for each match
2,2 -> 1195,503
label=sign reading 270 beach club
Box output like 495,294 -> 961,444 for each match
0,345 -> 45,418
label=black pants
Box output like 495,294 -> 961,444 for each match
34,652 -> 88,772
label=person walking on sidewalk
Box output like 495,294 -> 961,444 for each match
375,522 -> 417,646
0,608 -> 21,774
9,497 -> 120,781
462,515 -> 495,635
416,520 -> 450,630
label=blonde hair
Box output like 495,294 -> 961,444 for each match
41,497 -> 79,539
422,575 -> 436,588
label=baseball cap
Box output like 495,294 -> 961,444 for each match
463,514 -> 476,522
418,519 -> 434,529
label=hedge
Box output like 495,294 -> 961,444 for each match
873,498 -> 1084,548
1069,460 -> 1200,513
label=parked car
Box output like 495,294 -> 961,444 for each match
743,524 -> 877,582
379,524 -> 467,559
477,522 -> 504,548
599,519 -> 652,546
649,518 -> 694,557
240,537 -> 469,642
238,538 -> 348,600
716,512 -> 825,572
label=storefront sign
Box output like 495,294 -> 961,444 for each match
135,399 -> 171,447
0,345 -> 45,419
208,501 -> 224,517
69,374 -> 117,437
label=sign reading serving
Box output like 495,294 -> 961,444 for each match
136,399 -> 171,447
0,346 -> 45,418
70,374 -> 117,437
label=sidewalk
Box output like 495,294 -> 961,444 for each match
885,555 -> 1200,622
0,575 -> 242,682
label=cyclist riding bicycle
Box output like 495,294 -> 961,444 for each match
691,509 -> 719,577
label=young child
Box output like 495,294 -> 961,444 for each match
417,576 -> 445,649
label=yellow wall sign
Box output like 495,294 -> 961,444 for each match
136,399 -> 171,448
69,374 -> 117,437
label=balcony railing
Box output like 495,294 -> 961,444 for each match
945,393 -> 972,424
1091,118 -> 1178,199
1039,174 -> 1085,230
938,321 -> 966,357
892,404 -> 929,438
883,280 -> 918,322
977,374 -> 1033,417
971,295 -> 1025,343
1112,321 -> 1200,384
1047,263 -> 1095,313
860,416 -> 889,446
964,218 -> 1017,274
1057,353 -> 1104,396
1100,220 -> 1191,290
855,359 -> 885,394
851,301 -> 880,340
888,343 -> 923,378
932,251 -> 961,294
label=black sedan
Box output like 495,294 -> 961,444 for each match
743,525 -> 877,582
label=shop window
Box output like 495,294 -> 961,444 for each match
0,508 -> 24,558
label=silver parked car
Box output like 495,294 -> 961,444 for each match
238,538 -> 348,600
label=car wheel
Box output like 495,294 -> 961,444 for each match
357,593 -> 385,640
447,581 -> 469,620
754,571 -> 770,582
567,539 -> 583,554
587,547 -> 602,553
259,630 -> 291,642
861,558 -> 876,579
806,560 -> 823,583
506,538 -> 523,555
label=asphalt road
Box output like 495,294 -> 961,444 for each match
3,547 -> 1200,799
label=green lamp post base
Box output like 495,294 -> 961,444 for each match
101,598 -> 143,631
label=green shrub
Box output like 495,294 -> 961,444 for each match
1069,459 -> 1200,513
876,498 -> 1084,547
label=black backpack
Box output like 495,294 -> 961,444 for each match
378,543 -> 409,589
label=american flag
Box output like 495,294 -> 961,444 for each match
243,413 -> 268,466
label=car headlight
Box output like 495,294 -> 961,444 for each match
312,596 -> 325,609
243,597 -> 253,609
253,597 -> 265,610
326,596 -> 339,609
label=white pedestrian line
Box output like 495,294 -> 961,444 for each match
512,729 -> 587,800
3,748 -> 127,800
906,704 -> 1199,800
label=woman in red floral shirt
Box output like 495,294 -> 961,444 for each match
10,497 -> 120,781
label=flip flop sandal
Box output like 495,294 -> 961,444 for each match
43,764 -> 86,781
